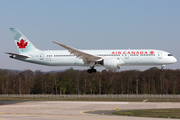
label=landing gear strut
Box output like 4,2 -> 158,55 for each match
161,65 -> 165,72
87,67 -> 97,73
87,62 -> 97,73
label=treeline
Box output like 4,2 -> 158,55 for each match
0,67 -> 180,94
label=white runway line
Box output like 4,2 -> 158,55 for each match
43,101 -> 129,104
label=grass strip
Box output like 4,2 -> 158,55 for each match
0,97 -> 145,101
113,109 -> 180,119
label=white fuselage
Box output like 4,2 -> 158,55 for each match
7,28 -> 177,71
12,49 -> 177,67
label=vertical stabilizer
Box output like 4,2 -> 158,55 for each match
10,28 -> 39,54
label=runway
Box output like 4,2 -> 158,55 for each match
0,101 -> 180,120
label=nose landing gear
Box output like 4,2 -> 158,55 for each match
161,65 -> 166,72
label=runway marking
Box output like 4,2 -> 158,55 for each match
0,112 -> 116,120
0,107 -> 97,110
43,101 -> 129,104
0,112 -> 6,114
0,112 -> 99,116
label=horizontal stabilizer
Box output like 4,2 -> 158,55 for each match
5,52 -> 31,58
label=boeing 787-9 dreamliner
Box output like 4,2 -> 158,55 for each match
5,28 -> 177,73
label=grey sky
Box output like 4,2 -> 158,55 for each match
0,0 -> 179,71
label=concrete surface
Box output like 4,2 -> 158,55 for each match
0,101 -> 180,120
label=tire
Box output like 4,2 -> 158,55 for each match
87,69 -> 92,73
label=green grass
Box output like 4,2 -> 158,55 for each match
1,96 -> 180,102
113,109 -> 180,119
0,97 -> 145,101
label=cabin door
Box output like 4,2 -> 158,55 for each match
158,52 -> 162,59
40,53 -> 44,60
125,54 -> 129,59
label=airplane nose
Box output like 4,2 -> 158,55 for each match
173,57 -> 177,63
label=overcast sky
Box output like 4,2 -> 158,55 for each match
0,0 -> 180,72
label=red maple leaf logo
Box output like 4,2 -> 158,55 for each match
17,39 -> 28,49
150,51 -> 154,54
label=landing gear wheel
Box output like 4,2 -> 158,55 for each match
87,69 -> 92,73
87,68 -> 97,73
161,65 -> 165,72
92,69 -> 97,73
161,67 -> 164,72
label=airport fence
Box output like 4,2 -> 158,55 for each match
0,94 -> 180,99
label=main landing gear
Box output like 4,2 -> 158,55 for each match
87,62 -> 97,73
87,67 -> 97,73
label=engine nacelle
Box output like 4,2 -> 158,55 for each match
102,58 -> 123,70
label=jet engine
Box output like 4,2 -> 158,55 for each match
101,58 -> 123,70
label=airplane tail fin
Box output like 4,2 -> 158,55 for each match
10,28 -> 40,54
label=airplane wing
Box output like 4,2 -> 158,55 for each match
5,52 -> 31,58
52,41 -> 102,64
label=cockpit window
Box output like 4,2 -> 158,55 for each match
168,54 -> 173,56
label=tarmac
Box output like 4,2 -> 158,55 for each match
0,101 -> 180,120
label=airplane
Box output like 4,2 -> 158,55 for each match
5,28 -> 177,73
